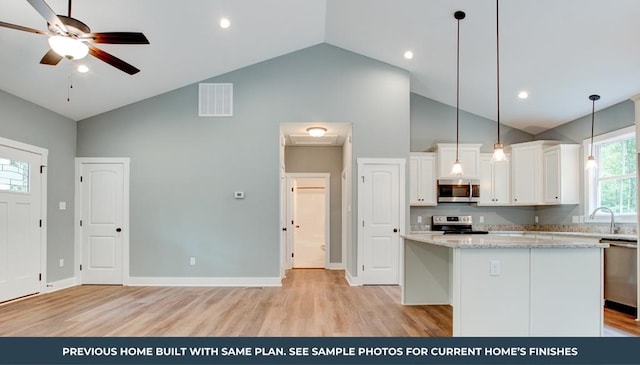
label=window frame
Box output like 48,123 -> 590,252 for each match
583,125 -> 637,223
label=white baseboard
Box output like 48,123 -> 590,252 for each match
326,262 -> 345,270
344,269 -> 360,286
44,277 -> 78,293
127,276 -> 282,287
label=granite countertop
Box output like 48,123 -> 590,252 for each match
409,230 -> 637,241
401,233 -> 610,249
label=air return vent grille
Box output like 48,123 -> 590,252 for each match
199,83 -> 233,117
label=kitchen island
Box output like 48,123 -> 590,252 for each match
401,233 -> 608,337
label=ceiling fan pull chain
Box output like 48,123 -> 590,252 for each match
67,72 -> 72,102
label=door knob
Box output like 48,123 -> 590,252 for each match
116,228 -> 122,232
393,228 -> 398,233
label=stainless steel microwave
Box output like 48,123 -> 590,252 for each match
437,179 -> 480,202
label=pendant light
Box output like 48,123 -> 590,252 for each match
491,0 -> 507,162
585,94 -> 600,170
450,10 -> 466,176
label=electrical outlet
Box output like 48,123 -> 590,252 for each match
59,259 -> 64,267
189,257 -> 196,266
479,216 -> 485,223
490,260 -> 501,276
534,216 -> 539,223
579,215 -> 585,223
417,216 -> 423,224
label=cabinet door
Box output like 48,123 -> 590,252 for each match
511,145 -> 539,205
419,155 -> 437,206
492,160 -> 510,205
543,148 -> 560,204
478,155 -> 494,205
409,156 -> 420,205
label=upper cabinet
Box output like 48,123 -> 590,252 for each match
511,141 -> 579,206
542,144 -> 580,205
409,153 -> 437,206
479,153 -> 510,206
432,143 -> 482,179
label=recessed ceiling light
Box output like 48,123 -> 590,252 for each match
518,91 -> 529,99
219,17 -> 231,29
77,64 -> 89,73
404,50 -> 414,60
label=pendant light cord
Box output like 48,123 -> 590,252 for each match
590,98 -> 595,156
456,13 -> 461,161
495,0 -> 501,145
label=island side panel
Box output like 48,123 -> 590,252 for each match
402,239 -> 451,305
453,248 -> 530,337
529,248 -> 603,336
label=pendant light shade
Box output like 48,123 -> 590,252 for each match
491,0 -> 507,163
586,94 -> 600,170
450,10 -> 466,177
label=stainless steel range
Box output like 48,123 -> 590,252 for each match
432,215 -> 488,234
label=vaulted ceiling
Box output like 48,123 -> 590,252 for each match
1,0 -> 639,134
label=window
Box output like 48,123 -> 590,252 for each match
584,126 -> 636,222
0,157 -> 30,193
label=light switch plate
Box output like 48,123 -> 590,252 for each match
490,260 -> 501,276
59,202 -> 66,210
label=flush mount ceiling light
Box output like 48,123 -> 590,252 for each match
518,91 -> 529,99
404,50 -> 414,59
307,127 -> 327,137
586,94 -> 600,170
219,17 -> 231,29
450,10 -> 465,177
77,64 -> 89,73
491,0 -> 507,163
48,35 -> 88,60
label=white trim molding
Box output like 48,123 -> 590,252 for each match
127,276 -> 282,287
344,269 -> 360,286
45,277 -> 78,293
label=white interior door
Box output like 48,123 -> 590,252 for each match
80,162 -> 127,284
0,144 -> 43,302
358,159 -> 404,285
292,177 -> 327,268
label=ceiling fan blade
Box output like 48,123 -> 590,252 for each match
83,32 -> 149,45
88,45 -> 140,75
0,20 -> 47,35
39,49 -> 63,65
26,0 -> 68,34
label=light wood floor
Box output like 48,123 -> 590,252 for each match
0,269 -> 637,337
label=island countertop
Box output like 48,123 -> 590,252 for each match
401,233 -> 609,248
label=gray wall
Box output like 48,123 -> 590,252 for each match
410,92 -> 536,224
77,43 -> 410,278
0,90 -> 76,282
410,93 -> 533,152
534,99 -> 635,224
285,146 -> 343,263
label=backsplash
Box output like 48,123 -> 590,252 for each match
410,223 -> 637,236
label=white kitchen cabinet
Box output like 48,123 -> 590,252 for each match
510,141 -> 557,205
478,153 -> 510,206
409,153 -> 437,206
542,144 -> 579,204
432,143 -> 482,179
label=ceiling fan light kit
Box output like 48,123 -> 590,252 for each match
48,35 -> 88,59
1,0 -> 149,75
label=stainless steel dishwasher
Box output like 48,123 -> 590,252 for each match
603,238 -> 637,310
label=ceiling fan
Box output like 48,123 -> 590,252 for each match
0,0 -> 149,75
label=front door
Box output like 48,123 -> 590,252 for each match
0,144 -> 43,302
79,161 -> 127,284
358,159 -> 404,285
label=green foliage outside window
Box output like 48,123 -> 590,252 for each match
597,137 -> 636,214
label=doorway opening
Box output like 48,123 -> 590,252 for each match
279,123 -> 353,278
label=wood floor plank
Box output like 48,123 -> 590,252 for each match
0,269 -> 634,337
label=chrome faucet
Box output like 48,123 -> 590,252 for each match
589,207 -> 618,234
